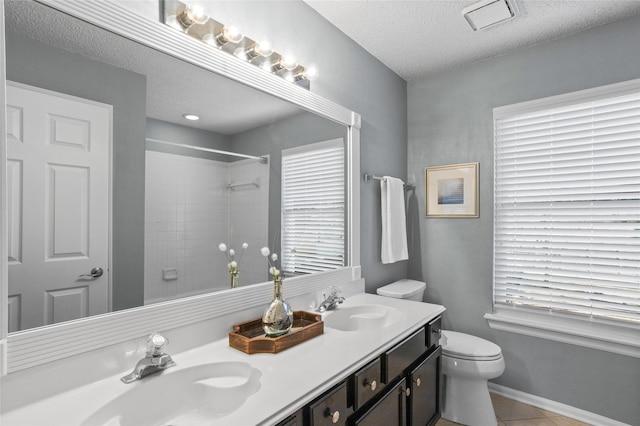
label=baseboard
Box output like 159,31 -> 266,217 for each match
488,383 -> 631,426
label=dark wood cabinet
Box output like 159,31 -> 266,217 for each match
277,410 -> 304,426
308,382 -> 349,426
382,327 -> 427,384
408,346 -> 442,426
349,358 -> 382,410
283,316 -> 442,426
352,378 -> 408,426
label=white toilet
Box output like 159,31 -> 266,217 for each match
377,279 -> 505,426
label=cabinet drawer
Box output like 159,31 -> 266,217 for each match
309,382 -> 349,426
350,358 -> 382,410
382,328 -> 427,383
426,317 -> 441,349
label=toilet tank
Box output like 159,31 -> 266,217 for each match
376,279 -> 426,301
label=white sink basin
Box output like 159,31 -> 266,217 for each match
82,362 -> 261,426
323,304 -> 403,332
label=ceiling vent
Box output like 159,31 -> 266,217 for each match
462,0 -> 516,31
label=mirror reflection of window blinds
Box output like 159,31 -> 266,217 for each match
493,81 -> 640,325
281,139 -> 345,275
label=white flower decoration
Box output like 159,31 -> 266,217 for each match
261,247 -> 270,257
218,243 -> 227,252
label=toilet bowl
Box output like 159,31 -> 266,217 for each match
376,280 -> 505,426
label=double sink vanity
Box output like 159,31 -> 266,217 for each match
0,290 -> 445,426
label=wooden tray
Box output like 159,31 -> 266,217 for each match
229,311 -> 324,354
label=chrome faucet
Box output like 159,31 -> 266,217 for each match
121,333 -> 176,384
317,286 -> 345,313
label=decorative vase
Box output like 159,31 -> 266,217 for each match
230,270 -> 239,288
262,277 -> 293,337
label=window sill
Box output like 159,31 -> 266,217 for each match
484,308 -> 640,358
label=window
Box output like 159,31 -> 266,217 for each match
487,79 -> 640,357
281,139 -> 345,275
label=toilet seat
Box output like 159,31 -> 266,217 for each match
441,330 -> 502,361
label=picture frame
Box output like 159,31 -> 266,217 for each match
425,162 -> 479,217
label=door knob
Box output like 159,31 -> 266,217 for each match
79,267 -> 104,278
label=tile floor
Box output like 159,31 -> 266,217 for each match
436,393 -> 592,426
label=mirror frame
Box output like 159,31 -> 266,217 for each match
0,0 -> 361,374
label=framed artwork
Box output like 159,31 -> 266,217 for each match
425,162 -> 479,217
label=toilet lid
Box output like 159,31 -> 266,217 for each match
376,279 -> 426,299
441,330 -> 502,361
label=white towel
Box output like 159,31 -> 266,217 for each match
381,176 -> 408,264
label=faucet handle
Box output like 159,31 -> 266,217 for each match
146,332 -> 169,356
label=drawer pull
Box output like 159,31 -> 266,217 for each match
362,378 -> 377,391
324,408 -> 340,424
414,377 -> 422,387
401,386 -> 411,397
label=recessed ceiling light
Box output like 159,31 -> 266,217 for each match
183,113 -> 200,121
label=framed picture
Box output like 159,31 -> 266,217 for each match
425,162 -> 479,217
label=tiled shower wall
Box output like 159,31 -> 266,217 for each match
144,151 -> 269,304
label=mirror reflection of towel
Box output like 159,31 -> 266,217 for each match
381,176 -> 408,264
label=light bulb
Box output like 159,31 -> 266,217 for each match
293,63 -> 320,82
216,24 -> 244,45
246,38 -> 274,59
280,53 -> 298,71
302,63 -> 319,81
272,53 -> 298,72
176,3 -> 209,28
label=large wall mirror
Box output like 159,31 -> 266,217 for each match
1,0 -> 360,372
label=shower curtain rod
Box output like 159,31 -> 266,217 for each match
146,138 -> 268,164
363,173 -> 415,190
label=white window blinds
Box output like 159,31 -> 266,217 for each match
281,139 -> 345,275
493,81 -> 640,326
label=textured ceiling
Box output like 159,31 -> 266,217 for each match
304,0 -> 640,81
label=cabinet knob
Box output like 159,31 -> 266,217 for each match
414,377 -> 421,387
324,408 -> 340,424
401,387 -> 411,397
362,378 -> 377,391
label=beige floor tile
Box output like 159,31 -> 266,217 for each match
549,417 -> 593,426
538,408 -> 562,418
435,419 -> 460,425
493,398 -> 548,421
438,394 -> 589,426
503,419 -> 557,426
491,393 -> 512,404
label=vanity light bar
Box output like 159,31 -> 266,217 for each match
164,0 -> 318,88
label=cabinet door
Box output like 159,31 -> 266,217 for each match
352,378 -> 408,426
408,347 -> 442,426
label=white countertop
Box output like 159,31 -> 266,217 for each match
1,293 -> 445,426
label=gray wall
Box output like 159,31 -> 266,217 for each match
407,15 -> 640,424
5,30 -> 146,311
